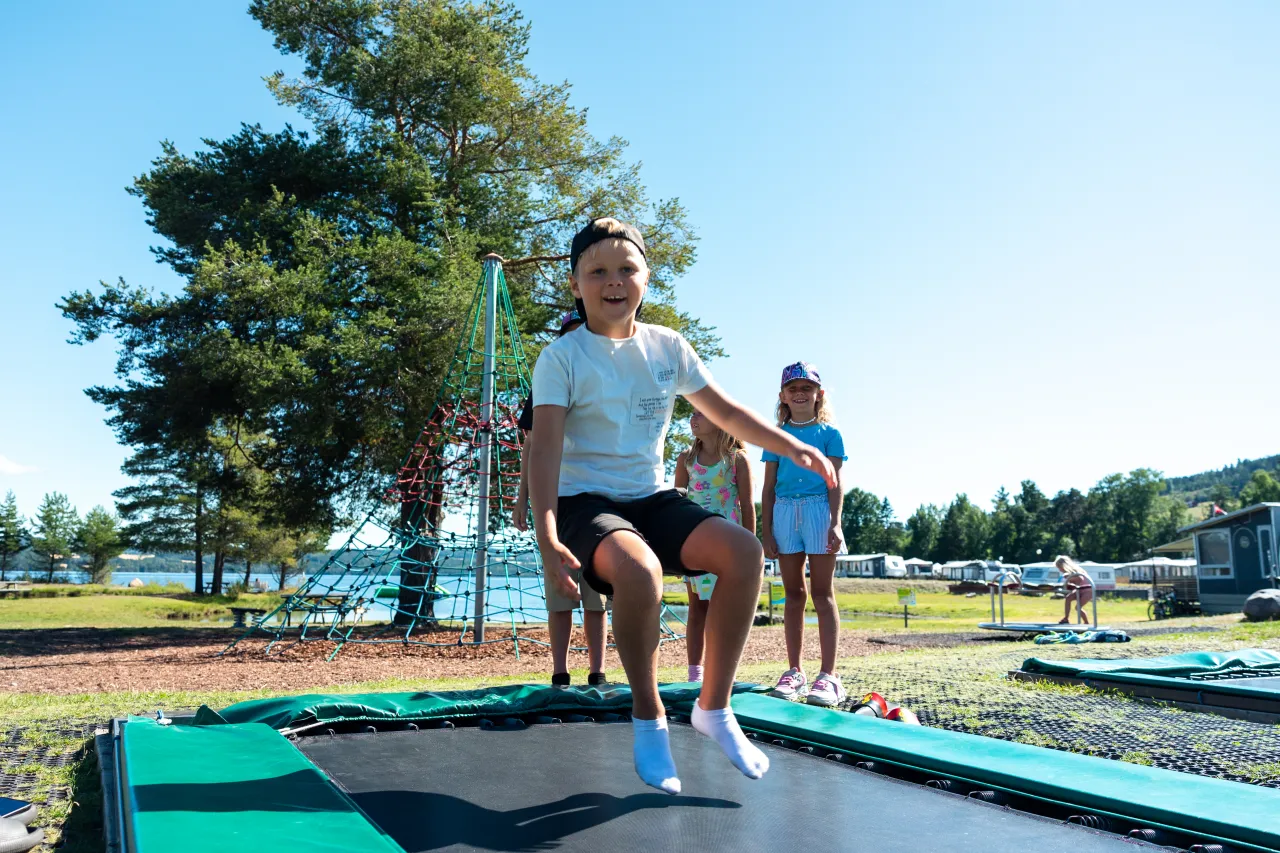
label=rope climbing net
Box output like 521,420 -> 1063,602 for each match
226,258 -> 684,660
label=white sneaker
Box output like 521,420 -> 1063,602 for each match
806,672 -> 846,707
769,668 -> 808,700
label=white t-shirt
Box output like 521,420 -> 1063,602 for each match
532,322 -> 712,500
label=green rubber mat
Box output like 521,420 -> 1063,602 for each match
1023,649 -> 1280,678
118,718 -> 403,853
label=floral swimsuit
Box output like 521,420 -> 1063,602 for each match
684,455 -> 739,599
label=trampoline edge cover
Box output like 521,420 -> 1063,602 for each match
119,718 -> 403,853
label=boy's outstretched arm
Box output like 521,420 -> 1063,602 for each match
686,383 -> 837,487
528,404 -> 582,601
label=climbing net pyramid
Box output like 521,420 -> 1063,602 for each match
227,257 -> 683,660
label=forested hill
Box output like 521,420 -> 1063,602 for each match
1164,454 -> 1280,500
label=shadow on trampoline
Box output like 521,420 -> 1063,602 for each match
130,770 -> 353,813
350,790 -> 739,852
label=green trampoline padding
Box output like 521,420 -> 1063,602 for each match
119,718 -> 402,853
193,682 -> 765,730
728,693 -> 1280,853
1022,649 -> 1280,679
116,684 -> 1280,853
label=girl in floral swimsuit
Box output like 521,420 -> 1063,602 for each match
673,407 -> 755,682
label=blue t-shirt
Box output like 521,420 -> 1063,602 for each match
762,422 -> 846,498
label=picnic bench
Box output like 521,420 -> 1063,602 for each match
282,592 -> 368,628
229,607 -> 268,628
0,580 -> 32,598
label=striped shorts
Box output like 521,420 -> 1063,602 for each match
774,495 -> 834,555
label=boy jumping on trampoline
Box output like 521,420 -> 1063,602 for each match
529,218 -> 836,794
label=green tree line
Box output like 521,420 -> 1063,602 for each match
838,464 -> 1280,564
0,491 -> 125,583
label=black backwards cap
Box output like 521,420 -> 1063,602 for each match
569,219 -> 647,273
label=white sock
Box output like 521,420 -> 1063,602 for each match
632,716 -> 681,794
691,702 -> 770,780
687,664 -> 704,682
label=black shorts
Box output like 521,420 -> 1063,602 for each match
556,489 -> 717,596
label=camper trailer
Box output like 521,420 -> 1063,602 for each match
903,557 -> 939,578
835,554 -> 906,579
1018,560 -> 1118,592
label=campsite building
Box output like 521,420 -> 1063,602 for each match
1180,503 -> 1279,614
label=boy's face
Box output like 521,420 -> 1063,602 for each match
570,239 -> 648,328
780,380 -> 821,414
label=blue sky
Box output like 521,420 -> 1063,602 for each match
2,1 -> 1278,529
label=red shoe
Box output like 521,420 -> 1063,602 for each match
851,692 -> 888,718
886,706 -> 921,725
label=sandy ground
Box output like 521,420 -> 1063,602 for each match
0,624 -> 903,694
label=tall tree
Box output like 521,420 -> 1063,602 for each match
841,488 -> 884,554
0,492 -> 26,581
115,445 -> 212,594
936,495 -> 988,562
61,0 -> 711,535
1240,470 -> 1280,505
904,504 -> 943,561
31,493 -> 79,582
77,507 -> 126,584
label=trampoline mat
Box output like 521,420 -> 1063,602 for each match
299,722 -> 1143,853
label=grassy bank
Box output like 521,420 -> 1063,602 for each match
0,590 -> 285,629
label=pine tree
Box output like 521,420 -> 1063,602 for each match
31,493 -> 79,582
0,491 -> 26,581
77,506 -> 126,584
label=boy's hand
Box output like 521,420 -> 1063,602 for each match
827,523 -> 844,555
787,445 -> 837,487
763,532 -> 779,560
513,494 -> 529,531
540,538 -> 582,602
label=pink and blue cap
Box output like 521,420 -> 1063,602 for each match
780,361 -> 821,388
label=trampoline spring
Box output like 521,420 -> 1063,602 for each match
480,719 -> 495,730
771,739 -> 788,747
362,725 -> 378,734
926,779 -> 955,791
1128,829 -> 1163,842
502,717 -> 527,730
403,723 -> 419,731
325,728 -> 336,737
854,761 -> 877,772
797,746 -> 815,755
1188,845 -> 1227,853
745,732 -> 758,740
532,716 -> 562,726
824,753 -> 845,763
968,790 -> 1006,804
564,714 -> 593,723
1068,815 -> 1111,831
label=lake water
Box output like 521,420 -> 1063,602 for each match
55,569 -> 602,626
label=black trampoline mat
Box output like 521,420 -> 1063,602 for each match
299,722 -> 1145,853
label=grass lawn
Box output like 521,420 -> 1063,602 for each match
664,582 -> 1156,632
0,588 -> 285,629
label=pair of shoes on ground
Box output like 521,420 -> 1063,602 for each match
551,672 -> 608,688
768,668 -> 846,707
